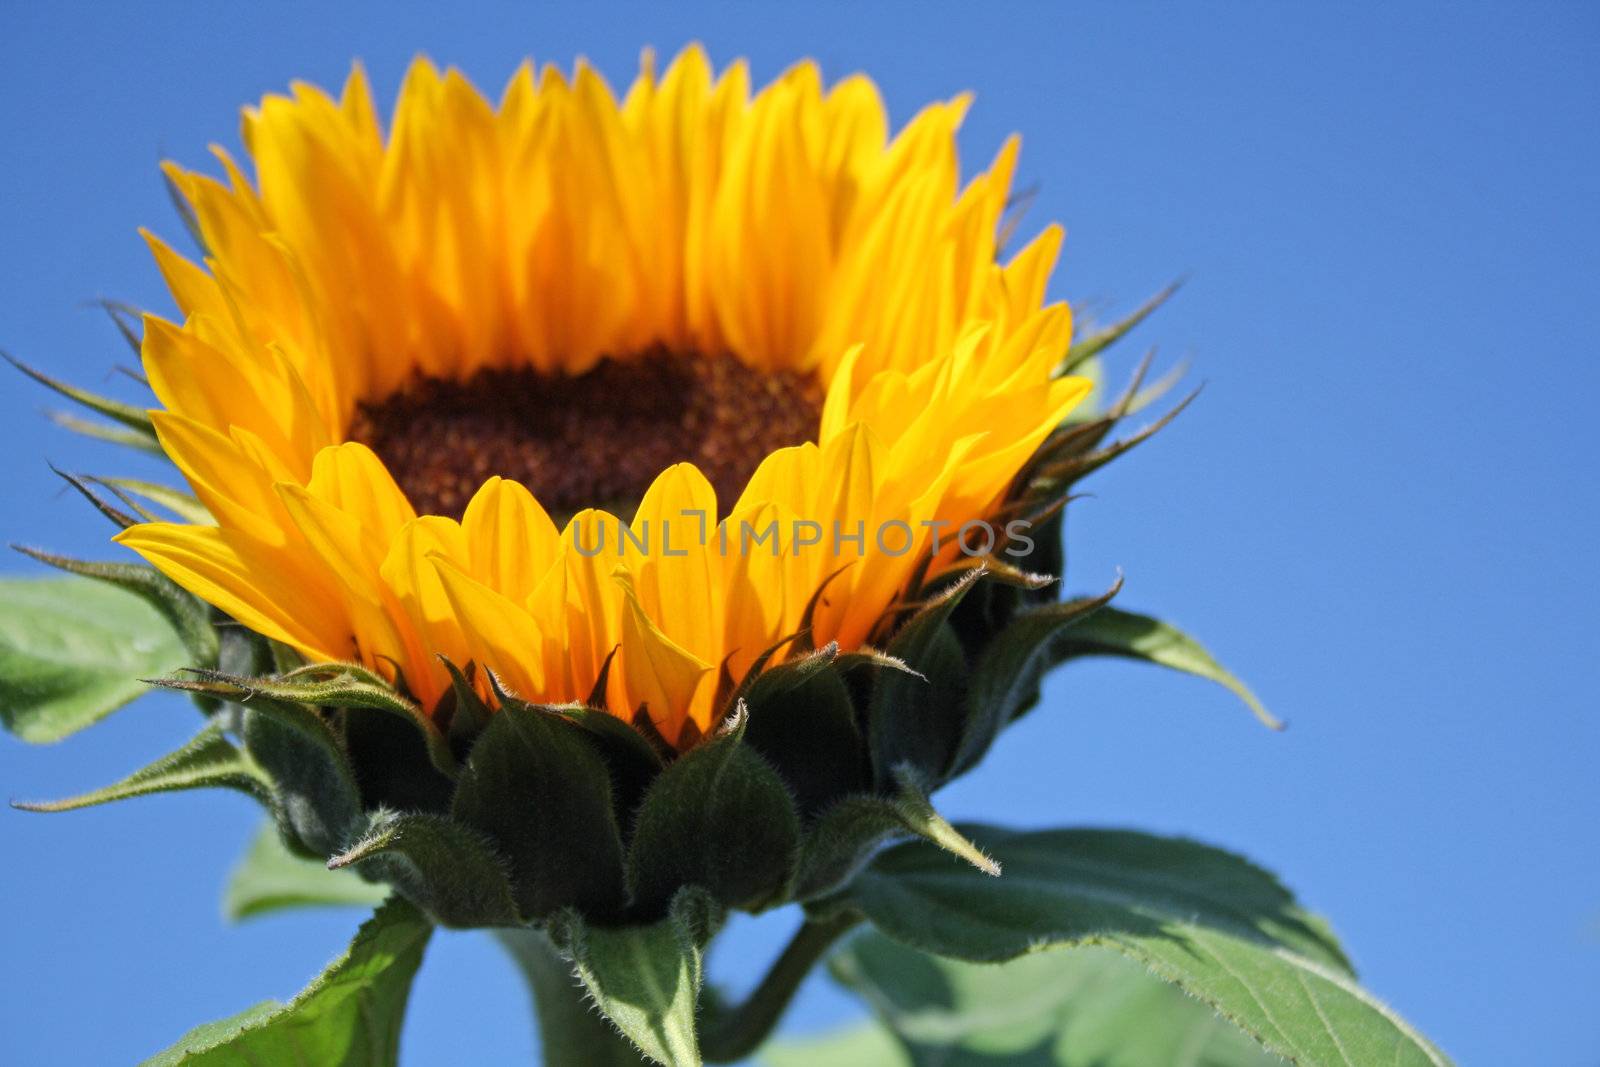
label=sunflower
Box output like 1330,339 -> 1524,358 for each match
113,45 -> 1091,749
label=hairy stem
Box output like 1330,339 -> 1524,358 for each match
495,926 -> 647,1066
700,909 -> 863,1063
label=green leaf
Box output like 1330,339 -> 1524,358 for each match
556,888 -> 715,1067
841,827 -> 1450,1067
0,575 -> 190,742
15,549 -> 218,665
14,720 -> 271,813
329,809 -> 520,928
1055,605 -> 1282,729
451,701 -> 627,921
224,822 -> 388,922
141,897 -> 432,1066
761,1024 -> 910,1067
831,933 -> 1279,1066
627,704 -> 800,914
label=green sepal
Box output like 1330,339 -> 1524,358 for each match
948,576 -> 1124,776
451,701 -> 628,921
0,574 -> 189,742
224,821 -> 389,922
1053,605 -> 1281,728
791,765 -> 996,902
91,296 -> 144,357
439,659 -> 493,759
4,348 -> 159,440
95,476 -> 210,523
550,701 -> 664,824
1056,280 -> 1181,376
15,547 -> 218,666
867,570 -> 985,790
625,703 -> 800,915
45,409 -> 165,455
167,662 -> 457,776
235,697 -> 365,858
328,808 -> 521,927
12,720 -> 271,813
552,886 -> 721,1067
140,897 -> 432,1067
741,645 -> 866,818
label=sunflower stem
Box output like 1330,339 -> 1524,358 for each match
494,926 -> 648,1066
699,908 -> 862,1063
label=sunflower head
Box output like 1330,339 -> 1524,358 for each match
19,46 -> 1181,929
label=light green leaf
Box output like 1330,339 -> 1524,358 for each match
141,897 -> 432,1066
0,575 -> 189,742
557,890 -> 714,1067
13,721 -> 270,812
839,827 -> 1450,1067
224,822 -> 388,922
830,933 -> 1280,1066
1055,605 -> 1282,729
761,1022 -> 911,1067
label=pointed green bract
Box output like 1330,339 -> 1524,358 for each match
237,696 -> 365,857
224,822 -> 389,922
329,809 -> 520,927
0,575 -> 190,742
868,570 -> 982,788
825,935 -> 1280,1066
791,768 -> 995,901
626,704 -> 800,914
14,720 -> 270,812
1054,605 -> 1281,728
842,827 -> 1451,1067
167,663 -> 456,777
556,889 -> 715,1067
451,701 -> 628,920
950,578 -> 1122,775
140,897 -> 432,1067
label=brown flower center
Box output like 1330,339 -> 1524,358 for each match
349,351 -> 824,520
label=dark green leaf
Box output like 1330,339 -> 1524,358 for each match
627,705 -> 799,914
842,827 -> 1451,1067
0,575 -> 190,742
451,701 -> 628,921
13,720 -> 270,812
140,897 -> 432,1066
1054,606 -> 1281,728
329,809 -> 519,927
224,821 -> 388,922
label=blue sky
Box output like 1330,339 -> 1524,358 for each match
2,4 -> 1596,1064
